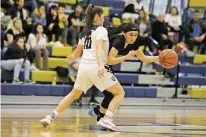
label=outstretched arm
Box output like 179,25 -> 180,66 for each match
136,48 -> 159,63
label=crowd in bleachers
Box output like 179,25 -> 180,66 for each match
1,0 -> 206,85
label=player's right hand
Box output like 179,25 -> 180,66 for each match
67,54 -> 76,60
98,65 -> 104,78
125,50 -> 136,60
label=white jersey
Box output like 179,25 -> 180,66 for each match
78,26 -> 109,71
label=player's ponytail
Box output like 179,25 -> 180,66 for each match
80,4 -> 103,38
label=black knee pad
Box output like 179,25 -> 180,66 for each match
101,90 -> 114,109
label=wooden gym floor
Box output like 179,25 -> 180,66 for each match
1,105 -> 206,137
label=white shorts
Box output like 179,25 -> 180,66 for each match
74,68 -> 118,93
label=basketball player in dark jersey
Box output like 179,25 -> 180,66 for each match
88,22 -> 159,126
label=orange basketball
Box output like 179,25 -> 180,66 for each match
158,49 -> 178,69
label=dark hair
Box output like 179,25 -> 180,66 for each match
123,22 -> 139,33
16,0 -> 23,4
75,4 -> 83,9
80,4 -> 103,38
11,36 -> 26,49
194,10 -> 199,13
169,6 -> 179,15
49,5 -> 57,15
123,4 -> 136,14
32,23 -> 43,35
58,3 -> 66,8
38,2 -> 45,9
15,36 -> 25,42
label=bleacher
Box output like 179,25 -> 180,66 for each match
2,48 -> 206,98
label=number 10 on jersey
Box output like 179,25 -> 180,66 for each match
84,36 -> 92,49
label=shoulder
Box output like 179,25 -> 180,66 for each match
42,34 -> 47,38
96,26 -> 107,32
28,33 -> 36,41
199,20 -> 205,24
112,35 -> 125,46
29,33 -> 36,38
96,26 -> 108,36
165,13 -> 171,17
6,29 -> 13,34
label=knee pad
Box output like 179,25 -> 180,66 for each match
101,90 -> 114,109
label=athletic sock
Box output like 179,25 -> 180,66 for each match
51,110 -> 59,120
104,110 -> 113,120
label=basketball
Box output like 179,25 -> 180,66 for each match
158,49 -> 178,69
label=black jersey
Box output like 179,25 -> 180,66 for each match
110,35 -> 139,56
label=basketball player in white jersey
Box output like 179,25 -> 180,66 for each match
40,5 -> 136,131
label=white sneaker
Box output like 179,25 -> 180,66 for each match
97,118 -> 119,132
40,115 -> 53,128
31,65 -> 39,71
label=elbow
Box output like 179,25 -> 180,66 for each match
107,59 -> 116,65
107,59 -> 113,65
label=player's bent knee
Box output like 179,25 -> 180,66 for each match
106,82 -> 125,96
121,90 -> 125,96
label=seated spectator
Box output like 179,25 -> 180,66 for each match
122,4 -> 139,22
47,5 -> 60,42
8,0 -> 33,35
165,6 -> 182,43
6,17 -> 25,44
58,3 -> 68,45
125,0 -> 144,12
31,3 -> 46,26
1,36 -> 35,84
27,23 -> 48,70
8,0 -> 27,20
135,10 -> 152,51
33,0 -> 49,12
68,46 -> 99,105
152,14 -> 173,50
67,4 -> 85,46
1,0 -> 15,11
109,13 -> 122,27
23,0 -> 34,13
184,10 -> 206,54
